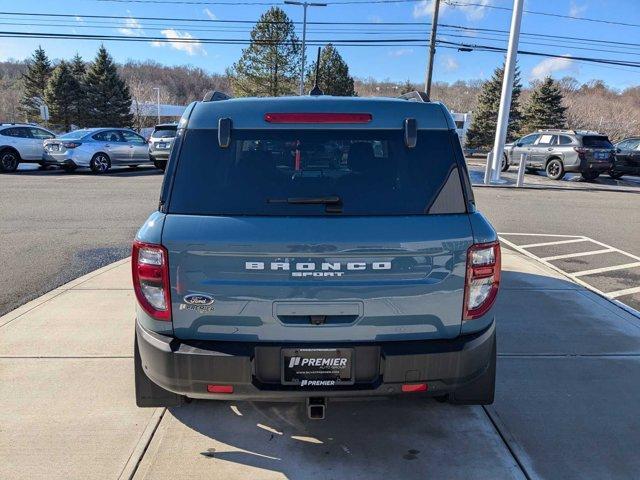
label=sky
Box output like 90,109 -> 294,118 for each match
0,0 -> 638,90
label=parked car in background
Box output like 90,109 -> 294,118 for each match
148,123 -> 177,171
42,128 -> 153,174
503,129 -> 615,180
0,123 -> 55,172
610,137 -> 640,179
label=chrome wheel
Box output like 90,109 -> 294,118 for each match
0,151 -> 19,172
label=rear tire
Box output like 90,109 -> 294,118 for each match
154,160 -> 166,172
546,158 -> 565,180
62,164 -> 77,173
134,333 -> 184,408
448,336 -> 496,405
501,154 -> 509,172
608,170 -> 624,180
90,153 -> 111,174
0,149 -> 20,172
581,171 -> 600,181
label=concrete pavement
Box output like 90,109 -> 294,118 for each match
1,249 -> 640,479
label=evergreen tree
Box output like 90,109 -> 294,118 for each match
304,44 -> 355,96
83,45 -> 133,127
19,46 -> 52,122
231,7 -> 300,97
44,62 -> 81,132
70,53 -> 88,127
466,62 -> 523,150
521,77 -> 567,132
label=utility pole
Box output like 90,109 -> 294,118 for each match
488,0 -> 524,183
424,0 -> 441,100
284,1 -> 327,95
152,87 -> 160,124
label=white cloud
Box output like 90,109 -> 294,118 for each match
388,48 -> 414,57
203,8 -> 217,20
568,1 -> 587,18
413,0 -> 491,21
151,29 -> 207,56
530,55 -> 578,80
119,12 -> 144,37
442,55 -> 459,72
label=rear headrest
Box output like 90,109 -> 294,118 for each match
348,142 -> 375,172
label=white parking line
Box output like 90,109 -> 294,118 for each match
499,233 -> 640,317
541,249 -> 616,261
608,286 -> 640,299
518,238 -> 588,249
573,262 -> 640,277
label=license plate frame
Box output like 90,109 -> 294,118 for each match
281,348 -> 354,386
157,142 -> 168,149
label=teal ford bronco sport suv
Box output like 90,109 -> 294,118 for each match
133,91 -> 500,418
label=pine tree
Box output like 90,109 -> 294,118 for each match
465,62 -> 523,150
84,45 -> 133,127
304,44 -> 355,96
231,7 -> 301,97
44,61 -> 81,132
521,77 -> 567,132
19,46 -> 52,122
69,53 -> 88,127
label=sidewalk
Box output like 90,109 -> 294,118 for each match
1,249 -> 639,479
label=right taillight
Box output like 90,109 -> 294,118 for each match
463,241 -> 501,321
132,240 -> 171,321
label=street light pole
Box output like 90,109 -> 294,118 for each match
152,87 -> 160,124
424,0 -> 441,100
284,1 -> 327,96
488,0 -> 524,183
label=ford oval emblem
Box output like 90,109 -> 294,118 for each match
183,294 -> 215,306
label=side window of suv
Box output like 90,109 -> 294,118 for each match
29,128 -> 54,140
2,127 -> 31,138
558,135 -> 573,145
518,134 -> 538,146
536,134 -> 556,146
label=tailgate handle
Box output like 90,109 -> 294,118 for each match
274,302 -> 362,317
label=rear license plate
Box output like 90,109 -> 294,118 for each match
157,142 -> 168,149
281,348 -> 354,386
48,144 -> 59,151
595,151 -> 608,160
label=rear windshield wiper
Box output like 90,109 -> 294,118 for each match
267,196 -> 342,212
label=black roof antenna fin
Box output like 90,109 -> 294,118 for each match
309,47 -> 323,96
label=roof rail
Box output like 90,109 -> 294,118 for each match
537,128 -> 576,134
399,91 -> 430,103
203,91 -> 232,102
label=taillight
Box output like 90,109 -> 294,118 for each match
463,241 -> 501,320
573,147 -> 587,158
62,141 -> 82,149
264,112 -> 372,124
132,240 -> 171,321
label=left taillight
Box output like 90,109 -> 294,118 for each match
463,241 -> 501,321
62,141 -> 82,149
132,240 -> 171,321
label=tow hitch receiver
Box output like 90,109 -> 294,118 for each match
307,397 -> 326,420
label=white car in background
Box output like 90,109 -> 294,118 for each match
42,128 -> 153,174
0,123 -> 56,172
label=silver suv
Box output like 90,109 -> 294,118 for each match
0,123 -> 55,172
503,129 -> 615,180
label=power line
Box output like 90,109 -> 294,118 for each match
444,1 -> 640,29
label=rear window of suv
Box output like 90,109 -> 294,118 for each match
152,126 -> 177,139
582,136 -> 613,149
167,129 -> 465,216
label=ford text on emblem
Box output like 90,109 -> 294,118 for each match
183,294 -> 215,306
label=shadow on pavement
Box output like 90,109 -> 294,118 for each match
4,165 -> 163,177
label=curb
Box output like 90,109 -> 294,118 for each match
473,183 -> 640,195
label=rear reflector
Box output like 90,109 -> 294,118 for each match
207,384 -> 234,394
264,112 -> 372,124
402,383 -> 428,393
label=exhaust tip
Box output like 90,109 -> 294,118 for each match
307,397 -> 326,420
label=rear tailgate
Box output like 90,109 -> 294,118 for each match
164,214 -> 471,342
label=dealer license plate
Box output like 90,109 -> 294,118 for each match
281,348 -> 354,386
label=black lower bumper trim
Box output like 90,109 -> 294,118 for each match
136,320 -> 495,400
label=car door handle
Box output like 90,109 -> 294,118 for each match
104,144 -> 111,147
129,145 -> 134,148
547,148 -> 553,151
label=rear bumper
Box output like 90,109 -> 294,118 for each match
136,319 -> 495,401
149,150 -> 170,161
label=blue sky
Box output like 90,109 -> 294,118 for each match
0,0 -> 637,89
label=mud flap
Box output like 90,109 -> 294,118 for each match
134,334 -> 184,408
448,334 -> 496,405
